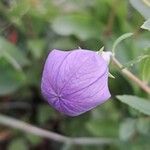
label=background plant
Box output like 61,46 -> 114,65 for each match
0,0 -> 150,150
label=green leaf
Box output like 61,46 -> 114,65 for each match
51,14 -> 101,40
27,39 -> 46,59
3,52 -> 22,71
141,19 -> 150,31
108,72 -> 115,79
86,119 -> 118,137
62,114 -> 89,136
123,54 -> 150,68
112,33 -> 133,53
26,134 -> 42,146
7,0 -> 30,18
99,46 -> 104,53
137,118 -> 150,136
50,38 -> 77,50
140,55 -> 150,83
119,118 -> 136,141
0,37 -> 27,95
6,0 -> 31,30
38,105 -> 56,125
130,0 -> 150,19
117,95 -> 150,115
0,37 -> 29,67
0,59 -> 24,95
62,142 -> 72,150
8,139 -> 28,150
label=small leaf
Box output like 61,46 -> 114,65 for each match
27,39 -> 46,59
123,54 -> 150,68
8,139 -> 28,150
99,46 -> 104,53
62,142 -> 72,150
3,52 -> 22,71
8,0 -> 30,18
112,33 -> 133,53
51,14 -> 101,40
51,38 -> 77,50
119,118 -> 136,141
130,0 -> 150,19
86,119 -> 118,137
141,19 -> 150,31
0,37 -> 29,67
26,134 -> 42,146
137,118 -> 150,136
140,56 -> 150,83
109,72 -> 115,79
38,105 -> 56,125
0,59 -> 24,95
117,95 -> 150,115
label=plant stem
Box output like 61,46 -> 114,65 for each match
0,114 -> 116,145
112,57 -> 150,94
0,102 -> 31,110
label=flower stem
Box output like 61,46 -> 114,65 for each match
0,114 -> 116,145
112,57 -> 150,95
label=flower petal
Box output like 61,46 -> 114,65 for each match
41,49 -> 111,116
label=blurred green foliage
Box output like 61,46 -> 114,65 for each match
0,0 -> 150,150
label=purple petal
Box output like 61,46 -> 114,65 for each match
41,49 -> 111,116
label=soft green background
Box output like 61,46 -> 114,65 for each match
0,0 -> 150,150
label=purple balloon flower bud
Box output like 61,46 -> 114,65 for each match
41,49 -> 111,116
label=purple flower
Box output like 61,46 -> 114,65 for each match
41,49 -> 111,116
